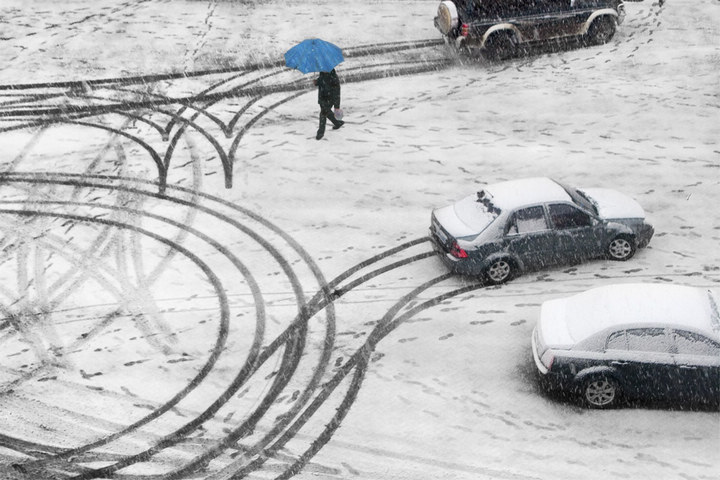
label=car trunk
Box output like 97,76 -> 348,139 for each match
538,298 -> 575,348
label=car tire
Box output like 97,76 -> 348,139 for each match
586,16 -> 616,45
583,375 -> 621,408
483,32 -> 518,61
606,235 -> 636,261
483,258 -> 515,285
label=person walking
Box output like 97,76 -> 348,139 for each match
315,68 -> 344,140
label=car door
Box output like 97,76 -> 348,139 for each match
670,329 -> 720,404
604,327 -> 676,400
504,205 -> 557,269
548,203 -> 604,264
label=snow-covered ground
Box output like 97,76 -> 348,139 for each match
0,1 -> 718,479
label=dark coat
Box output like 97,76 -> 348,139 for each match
317,69 -> 340,108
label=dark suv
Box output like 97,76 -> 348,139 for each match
434,0 -> 625,59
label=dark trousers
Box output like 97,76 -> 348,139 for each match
318,103 -> 341,134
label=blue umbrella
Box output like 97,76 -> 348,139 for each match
284,38 -> 344,74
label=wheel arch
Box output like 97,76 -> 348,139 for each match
574,365 -> 622,386
581,10 -> 619,35
484,251 -> 524,272
481,24 -> 524,48
605,222 -> 636,242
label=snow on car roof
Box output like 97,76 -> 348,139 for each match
482,177 -> 571,211
563,283 -> 719,341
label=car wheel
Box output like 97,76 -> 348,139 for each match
586,16 -> 616,45
606,235 -> 636,261
483,32 -> 518,61
484,258 -> 514,284
583,376 -> 620,408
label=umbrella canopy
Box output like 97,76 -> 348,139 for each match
284,38 -> 344,74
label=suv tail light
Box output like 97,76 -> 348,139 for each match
450,241 -> 468,258
461,23 -> 469,36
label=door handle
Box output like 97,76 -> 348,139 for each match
610,361 -> 628,366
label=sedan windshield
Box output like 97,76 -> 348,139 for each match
557,182 -> 598,216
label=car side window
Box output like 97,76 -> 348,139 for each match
606,330 -> 628,350
625,328 -> 672,353
548,203 -> 593,230
506,206 -> 548,235
672,330 -> 720,356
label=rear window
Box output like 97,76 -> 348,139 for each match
672,330 -> 720,356
453,192 -> 501,233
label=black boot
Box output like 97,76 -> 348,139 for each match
316,129 -> 324,140
332,120 -> 345,130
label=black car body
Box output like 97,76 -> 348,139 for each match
532,284 -> 720,408
429,177 -> 654,284
434,0 -> 625,59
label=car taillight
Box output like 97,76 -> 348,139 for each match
461,23 -> 469,36
450,241 -> 468,258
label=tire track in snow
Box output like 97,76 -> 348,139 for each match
0,172 -> 481,480
0,172 -> 349,479
0,174 -> 306,473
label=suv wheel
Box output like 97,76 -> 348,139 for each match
484,258 -> 515,284
606,235 -> 636,261
483,32 -> 518,61
583,376 -> 620,408
586,16 -> 616,45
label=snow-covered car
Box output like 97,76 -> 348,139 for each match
532,284 -> 720,408
434,0 -> 625,60
429,177 -> 654,284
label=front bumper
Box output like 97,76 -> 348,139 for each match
533,364 -> 579,395
637,223 -> 654,248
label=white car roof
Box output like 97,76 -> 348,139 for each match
482,177 -> 572,211
555,284 -> 720,343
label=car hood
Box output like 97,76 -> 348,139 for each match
580,188 -> 645,220
433,194 -> 498,238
